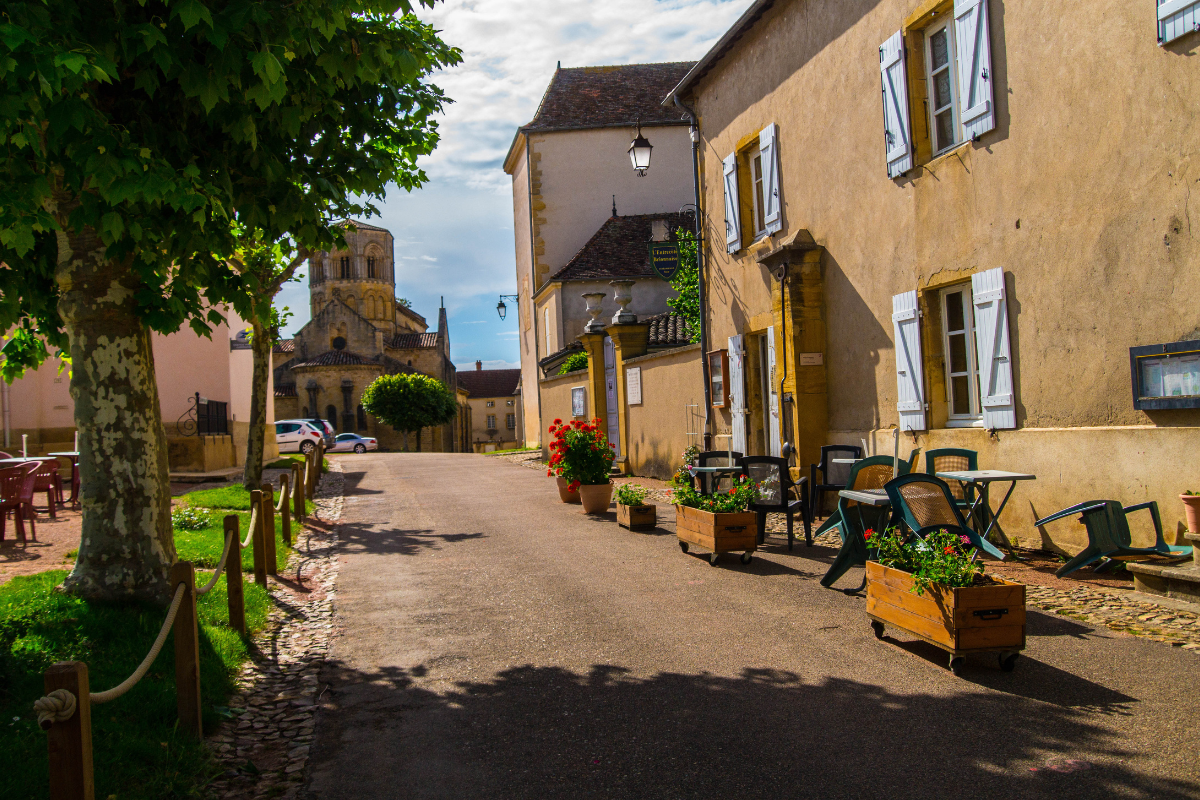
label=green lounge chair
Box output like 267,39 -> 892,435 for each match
884,473 -> 1006,561
819,456 -> 909,591
812,449 -> 918,540
1034,500 -> 1192,578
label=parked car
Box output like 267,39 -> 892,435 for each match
275,420 -> 325,454
306,419 -> 336,446
330,433 -> 378,454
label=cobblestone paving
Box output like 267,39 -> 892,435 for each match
204,464 -> 345,800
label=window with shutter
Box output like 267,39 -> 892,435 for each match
1159,0 -> 1200,43
892,291 -> 927,431
880,31 -> 913,178
970,268 -> 1016,429
766,327 -> 781,456
953,0 -> 995,140
759,125 -> 782,234
728,335 -> 748,453
723,154 -> 741,253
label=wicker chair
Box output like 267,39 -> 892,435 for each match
739,456 -> 811,549
820,456 -> 909,590
924,448 -> 978,512
0,463 -> 39,543
809,445 -> 862,521
884,473 -> 1006,560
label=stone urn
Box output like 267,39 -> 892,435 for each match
578,482 -> 614,515
582,292 -> 606,334
610,280 -> 637,324
556,476 -> 582,504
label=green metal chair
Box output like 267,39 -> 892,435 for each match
813,450 -> 920,540
924,447 -> 977,513
819,456 -> 909,591
884,473 -> 1006,560
1034,500 -> 1192,578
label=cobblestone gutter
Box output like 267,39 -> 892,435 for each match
204,463 -> 345,800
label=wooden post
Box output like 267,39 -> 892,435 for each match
251,489 -> 267,587
305,451 -> 316,498
224,515 -> 245,635
260,484 -> 277,576
317,441 -> 326,477
292,463 -> 305,523
278,473 -> 292,546
170,561 -> 203,738
44,661 -> 94,800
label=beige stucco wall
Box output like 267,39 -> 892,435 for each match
152,318 -> 235,426
538,369 -> 591,457
467,395 -> 523,452
624,345 -> 705,480
687,0 -> 1200,552
536,279 -> 678,361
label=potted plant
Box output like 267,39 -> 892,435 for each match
865,527 -> 1026,675
615,483 -> 656,530
1181,490 -> 1200,534
672,477 -> 760,566
546,418 -> 615,514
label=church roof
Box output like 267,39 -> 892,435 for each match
273,339 -> 295,354
390,332 -> 440,349
458,369 -> 521,398
552,212 -> 694,282
291,350 -> 378,368
338,219 -> 391,233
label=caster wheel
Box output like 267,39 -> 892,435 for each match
949,657 -> 965,676
999,652 -> 1019,672
740,552 -> 753,565
709,552 -> 720,566
678,541 -> 689,553
870,620 -> 885,639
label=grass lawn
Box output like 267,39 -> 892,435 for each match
265,453 -> 330,471
175,511 -> 292,575
0,570 -> 271,799
181,484 -> 315,516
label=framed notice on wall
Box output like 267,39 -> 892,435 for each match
627,367 -> 642,405
1130,339 -> 1200,410
571,386 -> 587,418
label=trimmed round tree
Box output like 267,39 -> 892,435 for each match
361,373 -> 458,452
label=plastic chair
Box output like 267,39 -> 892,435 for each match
740,456 -> 811,549
1034,500 -> 1193,578
692,451 -> 744,495
820,456 -> 910,591
924,448 -> 978,512
809,445 -> 862,521
31,460 -> 61,519
0,463 -> 39,543
884,473 -> 1006,560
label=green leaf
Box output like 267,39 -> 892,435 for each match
173,0 -> 214,31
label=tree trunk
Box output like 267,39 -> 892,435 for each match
243,316 -> 271,491
415,427 -> 422,452
401,429 -> 409,452
56,227 -> 174,603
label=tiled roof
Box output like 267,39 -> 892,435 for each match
339,219 -> 390,233
458,369 -> 521,398
552,212 -> 695,281
537,341 -> 585,371
390,332 -> 439,349
645,311 -> 696,347
274,384 -> 298,397
291,350 -> 377,368
524,63 -> 696,132
273,339 -> 295,354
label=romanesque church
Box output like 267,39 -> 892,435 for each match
271,221 -> 469,451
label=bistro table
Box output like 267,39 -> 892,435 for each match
822,488 -> 894,594
936,470 -> 1036,560
686,464 -> 745,495
48,451 -> 81,508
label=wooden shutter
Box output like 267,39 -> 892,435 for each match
1159,0 -> 1200,44
766,327 -> 781,457
759,124 -> 782,234
879,31 -> 913,179
954,0 -> 996,140
970,268 -> 1016,430
723,154 -> 741,253
892,291 -> 926,431
728,335 -> 747,454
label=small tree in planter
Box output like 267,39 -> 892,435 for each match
546,418 -> 616,513
615,484 -> 655,530
671,477 -> 761,566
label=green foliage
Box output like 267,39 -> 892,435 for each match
546,418 -> 615,487
0,570 -> 270,799
558,351 -> 589,375
867,526 -> 987,596
174,509 -> 291,574
615,483 -> 649,507
670,475 -> 760,514
361,372 -> 458,434
672,444 -> 701,487
170,505 -> 212,531
181,483 -> 313,515
666,228 -> 701,344
397,297 -> 412,308
0,0 -> 462,377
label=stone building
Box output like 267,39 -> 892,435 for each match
272,221 -> 467,452
458,362 -> 523,452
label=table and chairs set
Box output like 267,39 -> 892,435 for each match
0,450 -> 80,544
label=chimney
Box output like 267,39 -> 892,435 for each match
475,360 -> 482,371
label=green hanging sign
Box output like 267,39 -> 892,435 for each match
649,242 -> 681,281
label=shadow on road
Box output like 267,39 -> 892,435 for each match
340,471 -> 385,496
337,521 -> 486,557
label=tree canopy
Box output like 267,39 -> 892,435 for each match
361,373 -> 458,435
666,228 -> 700,344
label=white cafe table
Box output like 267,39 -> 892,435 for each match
936,470 -> 1036,560
48,451 -> 81,507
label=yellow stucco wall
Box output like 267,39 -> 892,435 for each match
624,345 -> 705,480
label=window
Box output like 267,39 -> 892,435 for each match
357,404 -> 368,430
506,413 -> 516,429
326,405 -> 338,431
336,433 -> 355,441
708,350 -> 729,408
751,154 -> 766,237
367,256 -> 376,278
339,256 -> 350,279
486,414 -> 497,429
312,262 -> 323,283
486,400 -> 495,407
926,21 -> 959,155
506,400 -> 514,406
941,285 -> 981,422
722,124 -> 781,252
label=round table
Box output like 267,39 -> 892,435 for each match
48,452 -> 81,508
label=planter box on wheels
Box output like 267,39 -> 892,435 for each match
617,503 -> 656,530
865,561 -> 1026,675
675,505 -> 757,566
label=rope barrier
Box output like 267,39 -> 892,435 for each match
34,688 -> 76,730
90,582 -> 186,705
196,530 -> 233,597
242,505 -> 258,549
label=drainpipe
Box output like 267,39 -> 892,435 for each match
673,94 -> 712,449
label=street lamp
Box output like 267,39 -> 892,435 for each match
628,119 -> 652,176
496,294 -> 518,321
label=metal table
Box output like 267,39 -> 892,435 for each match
937,470 -> 1036,560
686,464 -> 745,495
822,488 -> 894,594
48,451 -> 81,508
831,458 -> 860,465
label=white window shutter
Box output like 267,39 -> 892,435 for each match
1159,0 -> 1200,44
954,0 -> 996,140
892,291 -> 926,431
759,124 -> 782,234
970,268 -> 1016,430
879,31 -> 913,179
728,335 -> 747,454
766,326 -> 781,457
723,154 -> 741,253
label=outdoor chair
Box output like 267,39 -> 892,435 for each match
809,445 -> 862,521
691,450 -> 744,495
924,448 -> 978,513
883,473 -> 1006,560
739,456 -> 811,549
905,448 -> 922,473
31,460 -> 62,519
1034,500 -> 1193,578
0,452 -> 11,459
820,456 -> 909,591
0,463 -> 39,544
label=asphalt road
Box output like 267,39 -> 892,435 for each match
302,453 -> 1200,800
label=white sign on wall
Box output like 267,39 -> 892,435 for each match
571,386 -> 587,418
626,367 -> 642,405
799,352 -> 824,366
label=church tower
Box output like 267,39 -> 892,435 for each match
308,221 -> 400,337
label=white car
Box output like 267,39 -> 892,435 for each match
330,433 -> 378,454
275,420 -> 325,454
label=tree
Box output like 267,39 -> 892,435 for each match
0,1 -> 461,601
667,228 -> 701,343
360,373 -> 457,451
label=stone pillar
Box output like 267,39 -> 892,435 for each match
577,333 -> 608,424
604,322 -> 650,475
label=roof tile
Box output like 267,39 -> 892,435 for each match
552,212 -> 694,282
645,311 -> 695,347
389,332 -> 439,349
458,369 -> 521,398
291,350 -> 377,368
525,63 -> 695,132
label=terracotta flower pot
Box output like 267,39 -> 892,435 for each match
578,482 -> 613,514
1181,494 -> 1200,533
556,476 -> 582,504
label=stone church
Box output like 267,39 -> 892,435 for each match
271,221 -> 468,452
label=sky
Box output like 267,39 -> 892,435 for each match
275,0 -> 750,370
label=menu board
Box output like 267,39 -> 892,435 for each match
1140,353 -> 1200,398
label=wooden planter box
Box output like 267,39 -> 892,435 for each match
675,505 -> 757,566
617,503 -> 656,530
865,561 -> 1026,675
